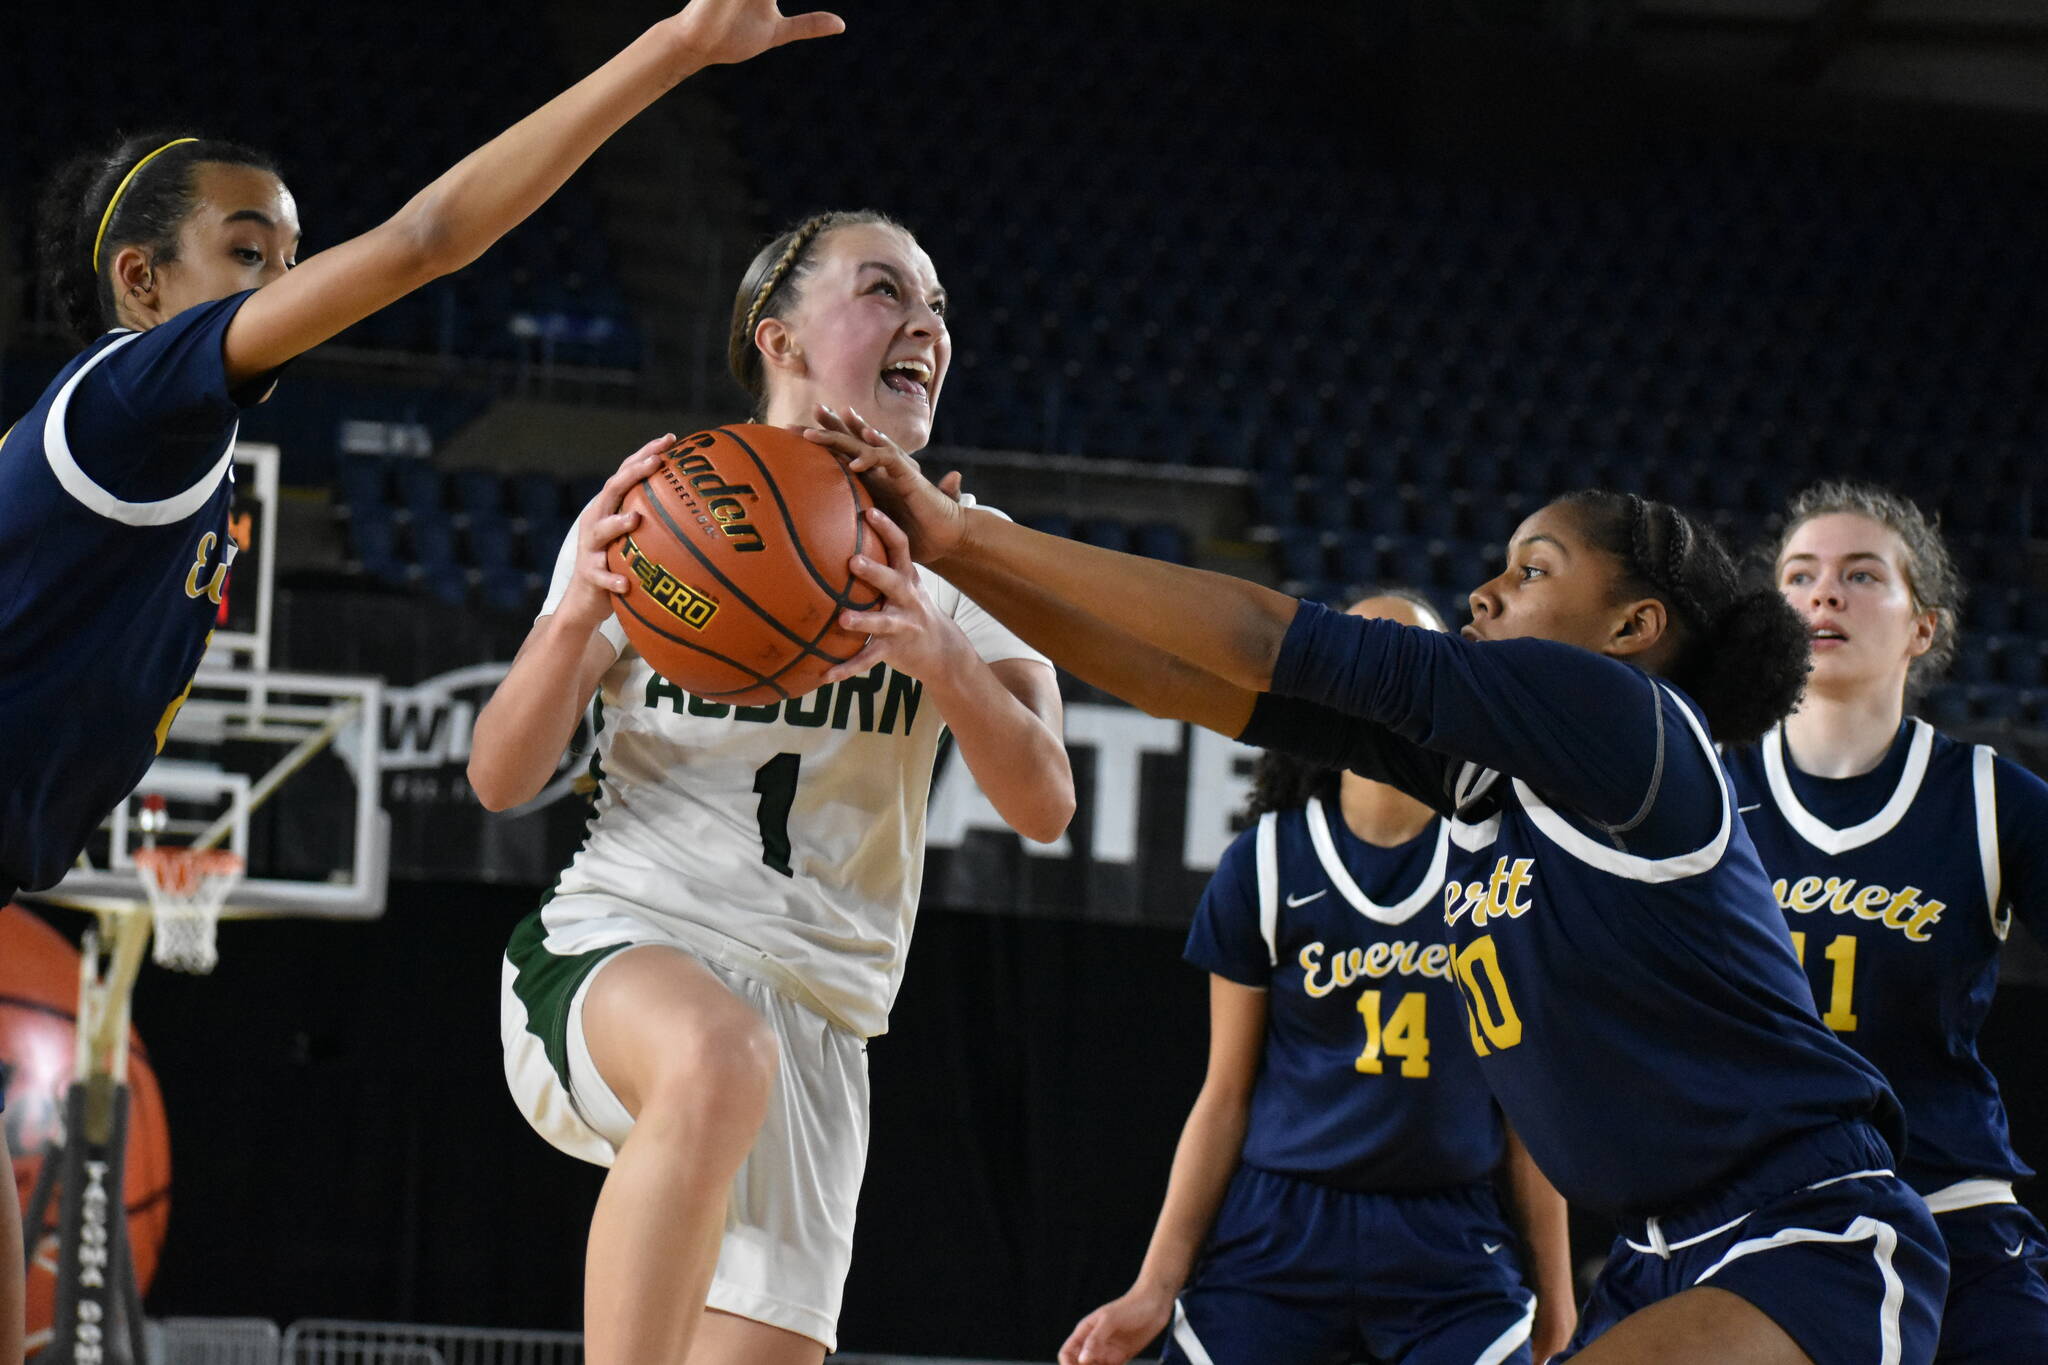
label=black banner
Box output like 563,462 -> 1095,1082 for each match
278,587 -> 1258,924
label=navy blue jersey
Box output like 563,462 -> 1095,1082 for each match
0,293 -> 264,892
1242,602 -> 1901,1220
1729,720 -> 2048,1196
1187,800 -> 1503,1191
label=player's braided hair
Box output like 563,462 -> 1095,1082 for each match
35,130 -> 279,343
1244,751 -> 1343,820
1768,480 -> 1962,698
1244,588 -> 1448,820
727,209 -> 905,416
1559,490 -> 1809,746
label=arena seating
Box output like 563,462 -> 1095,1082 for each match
706,0 -> 2045,729
1,0 -> 638,369
328,458 -> 1194,612
6,1 -> 2040,729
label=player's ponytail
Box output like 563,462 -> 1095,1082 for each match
34,131 -> 279,344
1244,750 -> 1340,819
1561,490 -> 1809,746
727,208 -> 907,415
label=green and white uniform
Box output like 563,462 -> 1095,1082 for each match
501,512 -> 1047,1348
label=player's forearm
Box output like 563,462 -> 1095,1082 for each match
469,616 -> 606,810
939,509 -> 1296,695
1504,1128 -> 1574,1311
938,556 -> 1259,737
923,656 -> 1074,844
1132,1087 -> 1250,1298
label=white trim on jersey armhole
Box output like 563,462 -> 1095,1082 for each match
1305,796 -> 1449,925
1450,761 -> 1504,851
1512,684 -> 1731,883
1973,744 -> 2007,941
43,330 -> 239,526
1256,810 -> 1280,967
1761,718 -> 1934,855
1450,813 -> 1501,851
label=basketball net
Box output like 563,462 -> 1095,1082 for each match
132,846 -> 242,974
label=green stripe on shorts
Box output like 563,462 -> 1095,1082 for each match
506,906 -> 630,1091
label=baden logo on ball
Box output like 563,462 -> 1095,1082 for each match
608,425 -> 881,706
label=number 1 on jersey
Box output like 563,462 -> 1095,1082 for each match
752,753 -> 800,877
1790,930 -> 1859,1031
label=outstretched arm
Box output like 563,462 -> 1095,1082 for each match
818,412 -> 1698,834
829,505 -> 1260,738
811,407 -> 1296,692
222,0 -> 841,382
828,509 -> 1074,843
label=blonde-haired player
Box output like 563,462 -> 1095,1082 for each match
470,212 -> 1073,1364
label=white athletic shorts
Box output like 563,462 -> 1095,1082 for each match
500,895 -> 869,1349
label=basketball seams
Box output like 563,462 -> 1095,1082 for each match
612,537 -> 857,704
615,593 -> 781,696
613,426 -> 880,703
721,427 -> 881,615
633,469 -> 841,663
829,442 -> 883,612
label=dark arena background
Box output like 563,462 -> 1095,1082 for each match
5,1 -> 2048,1360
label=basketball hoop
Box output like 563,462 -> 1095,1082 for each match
133,847 -> 243,974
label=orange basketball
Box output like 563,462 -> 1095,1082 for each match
608,425 -> 881,704
0,905 -> 170,1356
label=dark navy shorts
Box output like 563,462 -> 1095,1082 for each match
1562,1122 -> 1948,1365
1160,1164 -> 1535,1365
1931,1199 -> 2048,1363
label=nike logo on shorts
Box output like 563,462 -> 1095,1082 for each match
1738,803 -> 1763,813
1483,1242 -> 1503,1255
2010,1243 -> 2028,1258
1286,889 -> 1328,907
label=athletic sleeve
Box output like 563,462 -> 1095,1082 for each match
1240,695 -> 1463,817
64,290 -> 273,497
1994,756 -> 2048,942
1184,824 -> 1271,987
538,522 -> 627,655
1267,599 -> 1722,840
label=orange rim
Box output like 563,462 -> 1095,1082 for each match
133,847 -> 244,899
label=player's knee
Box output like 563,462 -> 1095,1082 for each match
643,1009 -> 778,1138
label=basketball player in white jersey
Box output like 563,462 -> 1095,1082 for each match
470,213 -> 1073,1365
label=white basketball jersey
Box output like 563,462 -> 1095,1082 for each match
535,512 -> 1048,1036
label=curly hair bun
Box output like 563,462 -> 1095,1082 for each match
1693,588 -> 1812,746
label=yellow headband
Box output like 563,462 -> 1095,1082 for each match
92,137 -> 197,274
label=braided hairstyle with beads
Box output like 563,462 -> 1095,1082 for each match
1557,490 -> 1810,746
35,130 -> 279,344
726,209 -> 905,415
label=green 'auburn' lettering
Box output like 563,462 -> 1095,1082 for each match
642,663 -> 924,736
